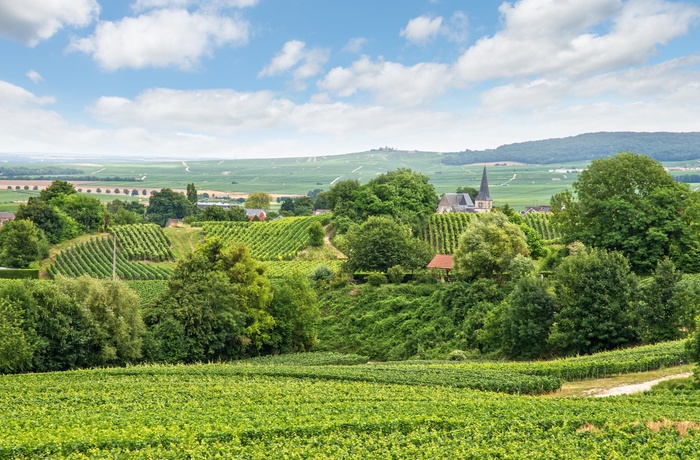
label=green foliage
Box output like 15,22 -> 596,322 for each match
455,186 -> 478,201
0,298 -> 34,373
523,212 -> 562,240
111,224 -> 174,262
386,265 -> 404,284
39,179 -> 77,202
0,219 -> 49,268
144,239 -> 274,363
15,197 -> 80,243
308,220 -> 324,247
552,152 -> 700,274
265,272 -> 320,354
245,192 -> 272,209
347,216 -> 433,273
637,259 -> 684,343
453,212 -> 530,284
550,248 -> 638,355
186,183 -> 197,205
147,188 -> 195,226
57,194 -> 106,233
366,272 -> 388,286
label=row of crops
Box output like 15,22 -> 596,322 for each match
261,260 -> 343,278
523,212 -> 562,240
424,213 -> 476,254
1,342 -> 698,458
202,216 -> 324,260
47,236 -> 172,281
110,224 -> 174,262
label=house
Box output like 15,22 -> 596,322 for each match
0,212 -> 15,226
245,209 -> 267,221
196,202 -> 233,210
523,205 -> 551,214
436,166 -> 493,214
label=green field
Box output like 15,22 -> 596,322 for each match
0,347 -> 697,458
2,152 -> 700,212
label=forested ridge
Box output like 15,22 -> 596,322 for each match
442,132 -> 700,165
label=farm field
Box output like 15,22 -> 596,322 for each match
0,345 -> 697,459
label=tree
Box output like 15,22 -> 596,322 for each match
453,212 -> 530,284
550,248 -> 638,355
15,198 -> 79,243
144,239 -> 274,363
638,259 -> 684,343
264,273 -> 319,353
313,191 -> 329,210
293,196 -> 314,216
245,192 -> 272,209
186,183 -> 198,205
552,152 -> 700,273
57,194 -> 105,233
0,219 -> 49,268
308,221 -> 325,247
39,180 -> 76,202
147,188 -> 195,226
347,216 -> 433,273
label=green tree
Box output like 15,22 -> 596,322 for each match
308,221 -> 325,247
265,272 -> 319,353
39,180 -> 77,202
552,152 -> 700,273
313,191 -> 330,210
550,248 -> 638,355
638,259 -> 684,343
453,212 -> 530,284
57,194 -> 105,233
347,216 -> 433,273
15,198 -> 79,243
0,298 -> 34,373
0,219 -> 49,268
144,239 -> 274,363
186,183 -> 198,205
147,188 -> 194,226
245,192 -> 272,209
293,196 -> 314,216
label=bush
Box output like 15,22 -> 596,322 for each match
447,350 -> 468,361
387,265 -> 404,284
366,272 -> 387,286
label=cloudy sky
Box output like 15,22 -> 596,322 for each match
0,0 -> 699,159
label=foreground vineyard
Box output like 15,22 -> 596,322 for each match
1,356 -> 698,458
424,213 -> 475,254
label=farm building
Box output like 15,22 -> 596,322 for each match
0,212 -> 15,226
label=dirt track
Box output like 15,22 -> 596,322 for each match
591,372 -> 692,397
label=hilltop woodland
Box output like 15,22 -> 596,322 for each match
4,153 -> 700,373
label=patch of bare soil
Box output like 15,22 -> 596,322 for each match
591,372 -> 692,397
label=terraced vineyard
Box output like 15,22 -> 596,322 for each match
1,343 -> 698,458
47,223 -> 175,280
202,216 -> 324,260
424,213 -> 476,254
523,212 -> 562,240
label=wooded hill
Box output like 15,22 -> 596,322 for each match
442,132 -> 700,165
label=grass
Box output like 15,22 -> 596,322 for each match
163,225 -> 203,259
545,364 -> 694,397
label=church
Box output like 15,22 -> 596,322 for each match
436,166 -> 493,214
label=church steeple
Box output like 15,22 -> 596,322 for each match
474,166 -> 492,212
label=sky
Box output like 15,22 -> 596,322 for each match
0,0 -> 699,160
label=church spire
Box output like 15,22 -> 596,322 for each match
476,166 -> 491,201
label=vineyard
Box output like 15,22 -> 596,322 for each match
47,224 -> 175,280
262,260 -> 344,278
202,216 -> 324,260
1,345 -> 699,458
424,213 -> 476,254
523,212 -> 562,240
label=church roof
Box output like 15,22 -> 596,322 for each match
440,193 -> 474,208
475,166 -> 491,201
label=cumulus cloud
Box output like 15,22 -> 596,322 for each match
319,56 -> 452,107
26,70 -> 44,84
454,0 -> 700,81
68,8 -> 249,70
0,0 -> 99,46
400,12 -> 469,45
400,15 -> 443,44
259,40 -> 329,82
343,37 -> 368,54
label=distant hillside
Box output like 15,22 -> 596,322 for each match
442,132 -> 700,165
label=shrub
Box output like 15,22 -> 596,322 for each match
447,350 -> 468,361
366,272 -> 387,286
387,265 -> 404,284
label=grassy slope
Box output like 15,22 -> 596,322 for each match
163,225 -> 202,260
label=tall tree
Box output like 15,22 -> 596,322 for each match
39,180 -> 77,202
245,192 -> 272,209
0,219 -> 49,268
186,183 -> 198,205
147,188 -> 195,226
552,152 -> 700,273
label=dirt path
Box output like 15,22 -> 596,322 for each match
591,372 -> 692,397
323,227 -> 347,259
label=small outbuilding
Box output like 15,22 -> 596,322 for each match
427,254 -> 454,280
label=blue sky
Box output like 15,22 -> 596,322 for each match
0,0 -> 699,159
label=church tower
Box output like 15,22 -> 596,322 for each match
474,166 -> 492,212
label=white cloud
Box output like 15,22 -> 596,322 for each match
455,0 -> 700,82
259,40 -> 329,82
400,15 -> 443,45
131,0 -> 259,12
69,8 -> 249,71
343,37 -> 367,53
0,0 -> 99,46
319,56 -> 453,107
26,70 -> 44,84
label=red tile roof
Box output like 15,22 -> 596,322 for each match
427,254 -> 453,270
